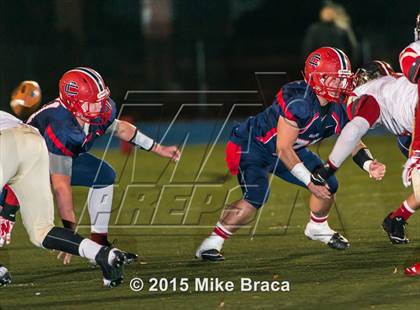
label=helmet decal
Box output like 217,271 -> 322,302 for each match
308,53 -> 321,67
74,67 -> 105,92
64,81 -> 79,96
331,47 -> 348,70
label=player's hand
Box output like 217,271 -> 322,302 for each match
0,216 -> 15,247
152,144 -> 181,162
402,151 -> 420,187
368,160 -> 386,180
310,163 -> 336,186
307,182 -> 331,200
57,251 -> 73,265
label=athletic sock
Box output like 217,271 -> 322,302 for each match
79,239 -> 117,265
91,232 -> 110,246
88,185 -> 113,241
391,201 -> 415,221
310,212 -> 329,225
212,221 -> 233,240
78,238 -> 103,260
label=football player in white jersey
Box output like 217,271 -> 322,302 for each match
0,110 -> 136,287
0,81 -> 42,248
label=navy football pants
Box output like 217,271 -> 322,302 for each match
231,138 -> 339,209
71,153 -> 116,188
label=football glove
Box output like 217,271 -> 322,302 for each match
0,216 -> 15,247
310,163 -> 336,186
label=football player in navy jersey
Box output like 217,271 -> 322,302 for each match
22,67 -> 180,263
196,47 -> 385,261
0,110 -> 135,288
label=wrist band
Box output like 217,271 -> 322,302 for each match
62,219 -> 76,231
129,130 -> 155,151
291,162 -> 312,186
353,148 -> 374,172
362,160 -> 373,172
0,204 -> 19,222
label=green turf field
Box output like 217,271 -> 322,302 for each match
2,136 -> 420,310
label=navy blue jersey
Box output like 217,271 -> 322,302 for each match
27,98 -> 117,158
232,81 -> 348,154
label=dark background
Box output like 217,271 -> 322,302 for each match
0,0 -> 418,117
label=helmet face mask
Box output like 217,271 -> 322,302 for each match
71,97 -> 111,125
353,60 -> 396,88
310,70 -> 354,102
59,67 -> 112,125
304,47 -> 354,103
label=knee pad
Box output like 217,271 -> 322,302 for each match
327,176 -> 339,194
97,163 -> 116,187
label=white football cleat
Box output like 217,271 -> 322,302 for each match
195,236 -> 225,261
304,221 -> 349,250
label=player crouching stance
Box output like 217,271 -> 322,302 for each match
309,54 -> 420,275
0,111 -> 135,287
1,68 -> 180,264
196,47 -> 381,261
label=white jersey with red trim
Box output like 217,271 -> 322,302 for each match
0,111 -> 22,130
399,41 -> 420,82
353,75 -> 418,135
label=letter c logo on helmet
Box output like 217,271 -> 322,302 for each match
64,81 -> 79,96
308,53 -> 322,68
59,67 -> 112,125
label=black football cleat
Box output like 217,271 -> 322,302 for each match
327,233 -> 350,250
95,247 -> 125,288
197,249 -> 225,262
0,265 -> 12,287
382,213 -> 409,244
121,251 -> 138,265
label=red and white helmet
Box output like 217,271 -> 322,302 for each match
59,67 -> 112,124
304,47 -> 354,103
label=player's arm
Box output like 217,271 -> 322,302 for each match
49,153 -> 76,230
49,153 -> 77,264
276,117 -> 301,170
328,95 -> 380,170
107,119 -> 180,161
312,95 -> 385,182
276,116 -> 331,199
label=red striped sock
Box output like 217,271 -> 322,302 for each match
310,212 -> 328,224
90,232 -> 110,246
212,222 -> 233,240
391,201 -> 415,221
